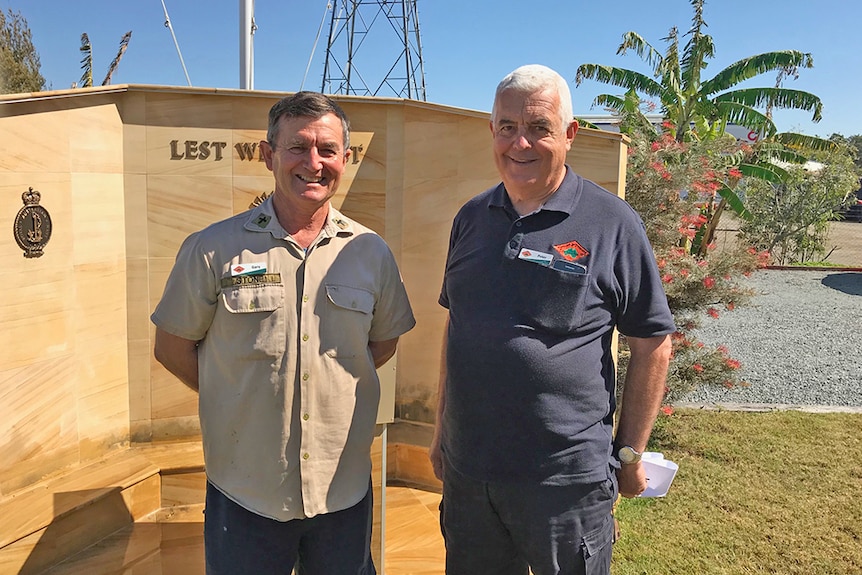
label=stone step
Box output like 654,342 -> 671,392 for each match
0,449 -> 161,575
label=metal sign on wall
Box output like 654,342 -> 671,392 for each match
13,187 -> 52,258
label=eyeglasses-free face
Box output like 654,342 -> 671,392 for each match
262,113 -> 351,212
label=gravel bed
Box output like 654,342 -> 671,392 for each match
679,269 -> 862,408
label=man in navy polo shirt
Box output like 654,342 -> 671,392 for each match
429,64 -> 675,575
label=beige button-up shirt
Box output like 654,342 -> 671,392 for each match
152,198 -> 415,520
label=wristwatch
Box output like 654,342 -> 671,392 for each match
617,445 -> 642,465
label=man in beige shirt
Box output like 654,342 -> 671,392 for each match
152,91 -> 415,575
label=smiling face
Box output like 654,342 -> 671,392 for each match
491,87 -> 577,204
261,112 -> 350,214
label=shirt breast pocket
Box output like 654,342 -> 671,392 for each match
220,284 -> 285,358
523,266 -> 590,335
222,284 -> 284,314
323,284 -> 375,359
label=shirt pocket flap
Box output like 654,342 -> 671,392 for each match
326,284 -> 374,314
222,285 -> 284,313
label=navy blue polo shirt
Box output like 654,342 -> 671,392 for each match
439,166 -> 675,485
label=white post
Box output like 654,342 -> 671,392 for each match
239,0 -> 254,89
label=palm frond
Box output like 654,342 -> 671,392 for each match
101,31 -> 131,86
740,162 -> 787,184
714,88 -> 822,122
79,32 -> 92,88
774,132 -> 838,152
679,0 -> 714,91
616,31 -> 664,74
713,100 -> 777,138
659,27 -> 681,98
717,183 -> 752,220
701,51 -> 814,95
755,146 -> 808,165
575,64 -> 664,97
576,117 -> 601,130
592,93 -> 627,113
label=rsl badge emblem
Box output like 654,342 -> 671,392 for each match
14,187 -> 52,258
553,240 -> 589,262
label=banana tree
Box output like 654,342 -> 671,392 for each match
576,0 -> 832,254
575,0 -> 822,145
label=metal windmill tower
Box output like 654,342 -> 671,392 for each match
321,0 -> 426,100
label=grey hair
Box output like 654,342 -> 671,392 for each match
266,91 -> 351,151
491,65 -> 574,128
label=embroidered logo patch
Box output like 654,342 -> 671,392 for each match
553,240 -> 589,262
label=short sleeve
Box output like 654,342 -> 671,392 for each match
150,231 -> 219,341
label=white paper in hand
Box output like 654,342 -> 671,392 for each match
639,452 -> 679,497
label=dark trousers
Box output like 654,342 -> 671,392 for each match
204,480 -> 376,575
440,458 -> 616,575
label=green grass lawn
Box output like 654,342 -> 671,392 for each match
612,409 -> 862,574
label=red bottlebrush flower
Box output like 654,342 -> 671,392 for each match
717,345 -> 729,355
703,276 -> 716,289
662,274 -> 674,284
679,268 -> 690,278
707,307 -> 720,319
696,342 -> 704,348
726,301 -> 736,311
651,141 -> 661,151
726,358 -> 741,370
692,363 -> 704,373
728,167 -> 743,179
679,227 -> 696,240
660,405 -> 675,416
722,380 -> 734,389
697,260 -> 708,268
661,171 -> 672,180
651,161 -> 664,172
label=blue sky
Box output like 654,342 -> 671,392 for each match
4,0 -> 860,137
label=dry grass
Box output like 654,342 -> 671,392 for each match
612,409 -> 862,574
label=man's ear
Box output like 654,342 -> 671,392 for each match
260,140 -> 274,170
566,120 -> 579,149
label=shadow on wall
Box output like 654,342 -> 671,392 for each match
821,272 -> 862,296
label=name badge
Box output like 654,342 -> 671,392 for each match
518,248 -> 553,267
231,262 -> 267,276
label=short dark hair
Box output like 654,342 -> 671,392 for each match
266,91 -> 351,150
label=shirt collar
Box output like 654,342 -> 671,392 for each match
243,195 -> 355,238
489,165 -> 580,216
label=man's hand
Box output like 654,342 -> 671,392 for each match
616,462 -> 648,498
